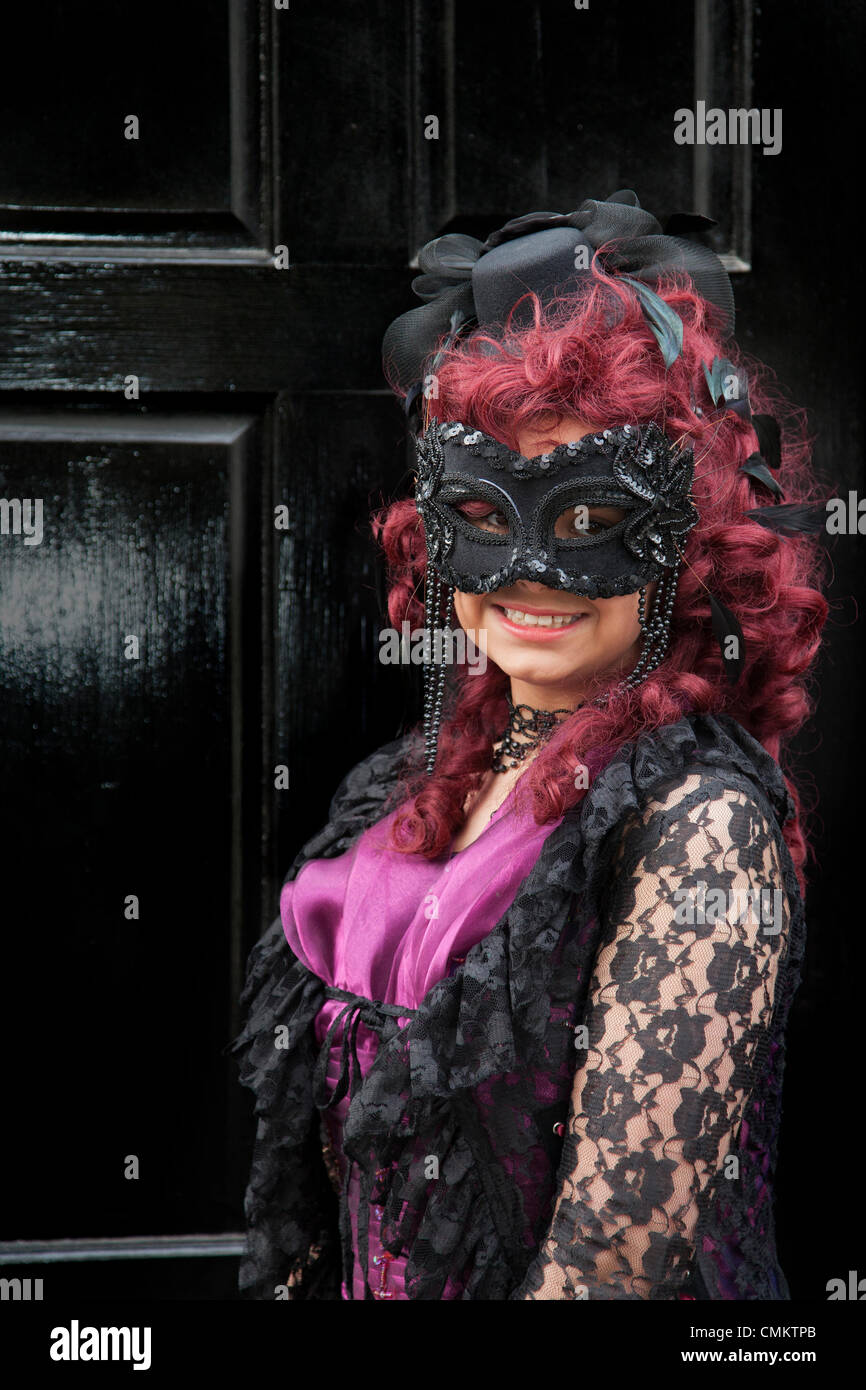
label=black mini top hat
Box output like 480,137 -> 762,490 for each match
382,188 -> 736,408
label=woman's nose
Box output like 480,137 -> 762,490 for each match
515,580 -> 556,595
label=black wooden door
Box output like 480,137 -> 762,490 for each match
0,0 -> 859,1301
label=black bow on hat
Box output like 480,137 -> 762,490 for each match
382,188 -> 736,409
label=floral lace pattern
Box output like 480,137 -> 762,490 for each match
227,716 -> 805,1300
513,778 -> 790,1299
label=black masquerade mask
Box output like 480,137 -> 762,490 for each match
414,418 -> 698,599
413,416 -> 693,772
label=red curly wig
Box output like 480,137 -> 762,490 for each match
373,262 -> 829,893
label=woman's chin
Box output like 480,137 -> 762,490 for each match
489,647 -> 589,687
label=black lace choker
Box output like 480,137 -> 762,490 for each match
491,693 -> 575,772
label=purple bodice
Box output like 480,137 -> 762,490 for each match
281,786 -> 563,1299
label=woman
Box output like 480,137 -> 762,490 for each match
229,191 -> 828,1300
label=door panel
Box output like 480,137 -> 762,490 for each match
0,410 -> 261,1238
0,0 -> 265,248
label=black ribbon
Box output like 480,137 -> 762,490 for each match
313,985 -> 417,1111
383,189 -> 735,402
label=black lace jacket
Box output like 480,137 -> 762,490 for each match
228,712 -> 805,1300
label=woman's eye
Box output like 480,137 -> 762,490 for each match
454,500 -> 509,533
554,505 -> 625,539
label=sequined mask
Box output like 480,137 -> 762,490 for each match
414,418 -> 699,599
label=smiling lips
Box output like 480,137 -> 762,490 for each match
492,600 -> 589,641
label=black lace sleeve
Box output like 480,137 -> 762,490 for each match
512,772 -> 791,1300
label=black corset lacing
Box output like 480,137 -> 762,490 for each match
312,984 -> 419,1299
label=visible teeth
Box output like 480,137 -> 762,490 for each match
502,607 -> 579,627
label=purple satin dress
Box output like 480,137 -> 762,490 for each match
280,785 -> 564,1300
